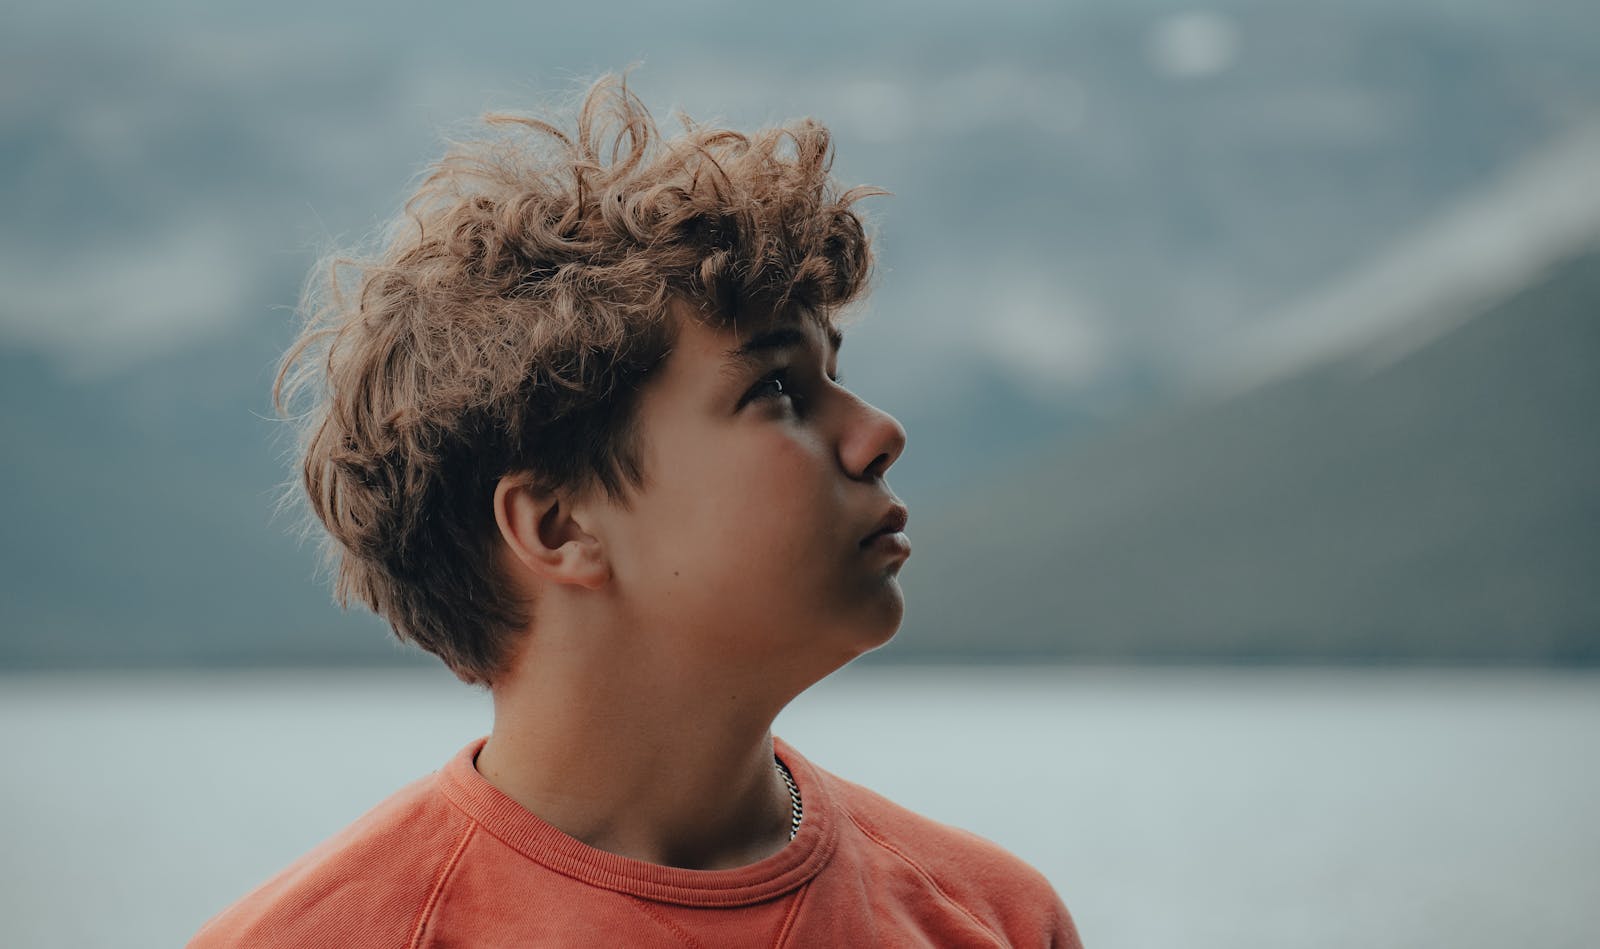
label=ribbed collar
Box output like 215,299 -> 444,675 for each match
438,735 -> 838,907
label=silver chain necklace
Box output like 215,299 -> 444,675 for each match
774,756 -> 802,841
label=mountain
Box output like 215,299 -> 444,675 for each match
895,245 -> 1600,663
5,241 -> 1596,670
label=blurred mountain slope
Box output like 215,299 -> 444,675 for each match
4,242 -> 1597,668
898,244 -> 1600,662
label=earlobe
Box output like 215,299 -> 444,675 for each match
493,476 -> 611,590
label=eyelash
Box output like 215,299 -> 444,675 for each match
745,367 -> 843,408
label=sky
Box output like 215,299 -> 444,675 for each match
6,0 -> 1596,415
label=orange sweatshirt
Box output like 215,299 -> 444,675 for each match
189,737 -> 1081,948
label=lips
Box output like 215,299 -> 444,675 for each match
860,504 -> 910,548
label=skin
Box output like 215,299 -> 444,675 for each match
475,299 -> 910,871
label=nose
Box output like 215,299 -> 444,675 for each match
840,394 -> 907,482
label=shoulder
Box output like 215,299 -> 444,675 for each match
815,764 -> 1080,947
188,770 -> 473,949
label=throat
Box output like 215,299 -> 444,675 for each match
474,729 -> 801,870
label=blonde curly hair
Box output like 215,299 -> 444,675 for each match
275,73 -> 884,685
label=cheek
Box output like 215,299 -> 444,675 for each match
665,432 -> 833,577
717,434 -> 827,549
617,432 -> 806,566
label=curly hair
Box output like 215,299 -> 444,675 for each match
274,73 -> 884,685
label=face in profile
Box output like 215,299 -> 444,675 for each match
592,305 -> 911,690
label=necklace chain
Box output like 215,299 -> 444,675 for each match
774,756 -> 802,841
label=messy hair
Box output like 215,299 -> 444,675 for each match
275,73 -> 883,685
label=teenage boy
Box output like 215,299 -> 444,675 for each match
190,74 -> 1082,948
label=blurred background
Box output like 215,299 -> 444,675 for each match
2,1 -> 1597,947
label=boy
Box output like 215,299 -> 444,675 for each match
191,74 -> 1081,948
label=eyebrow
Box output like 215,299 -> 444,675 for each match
720,322 -> 844,377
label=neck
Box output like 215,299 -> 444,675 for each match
474,633 -> 797,870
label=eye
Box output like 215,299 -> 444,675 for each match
744,368 -> 795,406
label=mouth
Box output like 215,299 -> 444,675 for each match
859,504 -> 910,549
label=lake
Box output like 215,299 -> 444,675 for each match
1,665 -> 1596,948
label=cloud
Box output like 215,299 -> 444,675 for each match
657,62 -> 1089,146
0,219 -> 255,376
1146,12 -> 1240,81
974,275 -> 1112,396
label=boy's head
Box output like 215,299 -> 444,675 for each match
277,74 -> 906,687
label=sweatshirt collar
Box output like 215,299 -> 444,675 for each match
438,735 -> 838,907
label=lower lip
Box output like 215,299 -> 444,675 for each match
862,531 -> 911,560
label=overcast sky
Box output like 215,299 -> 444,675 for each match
5,0 -> 1598,414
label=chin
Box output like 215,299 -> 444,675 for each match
801,578 -> 906,672
856,627 -> 899,659
853,589 -> 906,654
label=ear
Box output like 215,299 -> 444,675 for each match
492,475 -> 611,590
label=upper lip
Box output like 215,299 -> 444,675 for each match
860,503 -> 910,546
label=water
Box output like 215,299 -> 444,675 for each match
2,665 -> 1596,948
